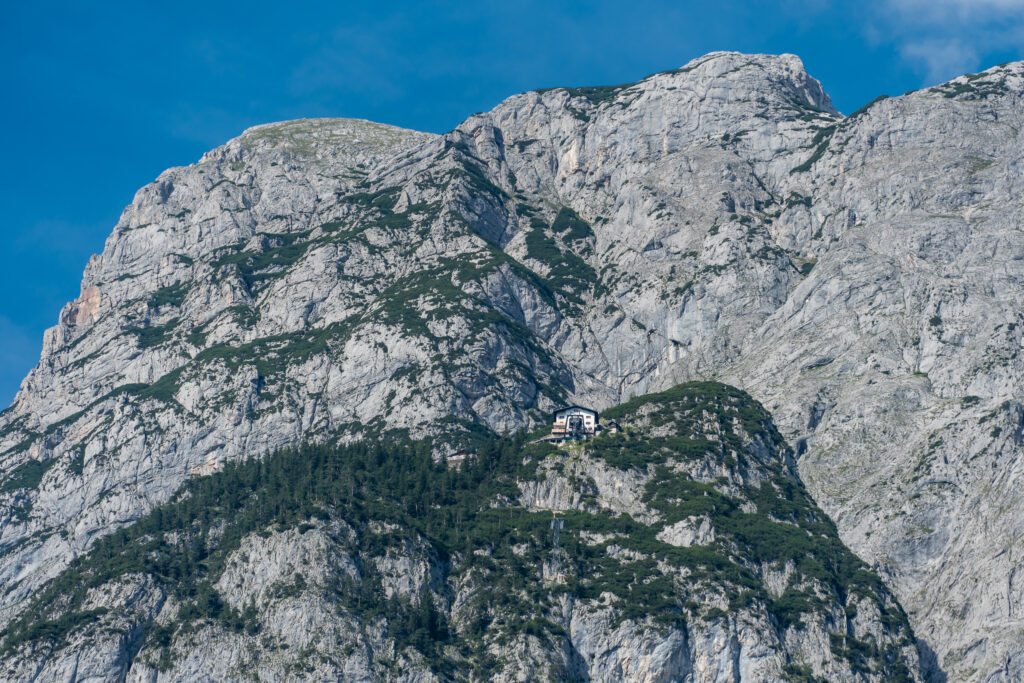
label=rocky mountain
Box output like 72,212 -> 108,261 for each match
0,50 -> 1022,680
0,383 -> 920,681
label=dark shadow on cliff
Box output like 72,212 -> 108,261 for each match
918,638 -> 948,683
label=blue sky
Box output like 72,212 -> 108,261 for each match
1,0 -> 1023,407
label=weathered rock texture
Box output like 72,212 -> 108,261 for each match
0,384 -> 920,681
0,50 -> 1022,680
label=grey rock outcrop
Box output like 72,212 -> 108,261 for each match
0,50 -> 1022,679
0,383 -> 920,681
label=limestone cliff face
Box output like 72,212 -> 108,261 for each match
0,50 -> 1022,680
0,384 -> 920,681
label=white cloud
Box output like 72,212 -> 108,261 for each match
883,0 -> 1024,19
900,39 -> 980,84
872,0 -> 1024,84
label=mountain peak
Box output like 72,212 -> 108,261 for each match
2,51 -> 1024,681
665,50 -> 837,114
198,117 -> 436,168
477,50 -> 838,149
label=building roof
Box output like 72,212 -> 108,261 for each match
552,405 -> 599,420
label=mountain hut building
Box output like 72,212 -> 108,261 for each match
552,406 -> 599,440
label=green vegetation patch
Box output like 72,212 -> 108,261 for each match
537,82 -> 636,106
147,282 -> 191,310
211,187 -> 426,293
785,192 -> 813,210
524,220 -> 598,311
214,232 -> 315,290
550,207 -> 594,244
603,381 -> 780,448
589,382 -> 911,636
344,186 -> 402,212
1,382 -> 916,679
0,459 -> 55,494
189,321 -> 355,381
790,125 -> 836,175
928,76 -> 1010,100
127,317 -> 180,349
451,159 -> 507,202
845,95 -> 889,121
0,433 -> 537,663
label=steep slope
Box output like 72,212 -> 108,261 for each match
0,51 -> 1023,680
438,57 -> 1024,680
719,65 -> 1024,682
0,52 -> 833,621
0,383 -> 920,681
